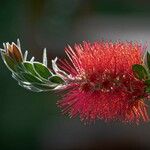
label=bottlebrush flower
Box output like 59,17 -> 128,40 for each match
58,41 -> 150,123
1,40 -> 150,124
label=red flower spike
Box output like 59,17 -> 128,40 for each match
58,41 -> 149,123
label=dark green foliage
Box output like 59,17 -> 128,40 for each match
132,64 -> 148,80
49,75 -> 64,84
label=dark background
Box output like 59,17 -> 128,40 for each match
1,0 -> 150,150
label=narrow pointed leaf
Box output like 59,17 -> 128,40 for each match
49,75 -> 64,84
30,57 -> 35,62
132,64 -> 148,80
23,51 -> 28,61
43,48 -> 47,66
12,43 -> 23,62
33,62 -> 52,79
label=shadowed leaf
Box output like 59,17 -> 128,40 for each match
132,64 -> 148,80
12,73 -> 25,81
18,81 -> 42,92
49,75 -> 64,84
1,52 -> 17,72
31,83 -> 55,91
21,72 -> 43,83
144,79 -> 150,86
145,86 -> 150,93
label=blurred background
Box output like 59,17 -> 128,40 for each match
1,0 -> 150,150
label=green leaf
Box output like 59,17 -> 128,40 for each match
18,82 -> 55,92
33,62 -> 52,79
49,75 -> 64,84
21,72 -> 43,83
144,79 -> 150,86
145,86 -> 150,93
1,52 -> 17,72
12,73 -> 25,82
31,83 -> 55,91
18,81 -> 42,92
147,51 -> 150,70
132,64 -> 148,80
23,62 -> 37,76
